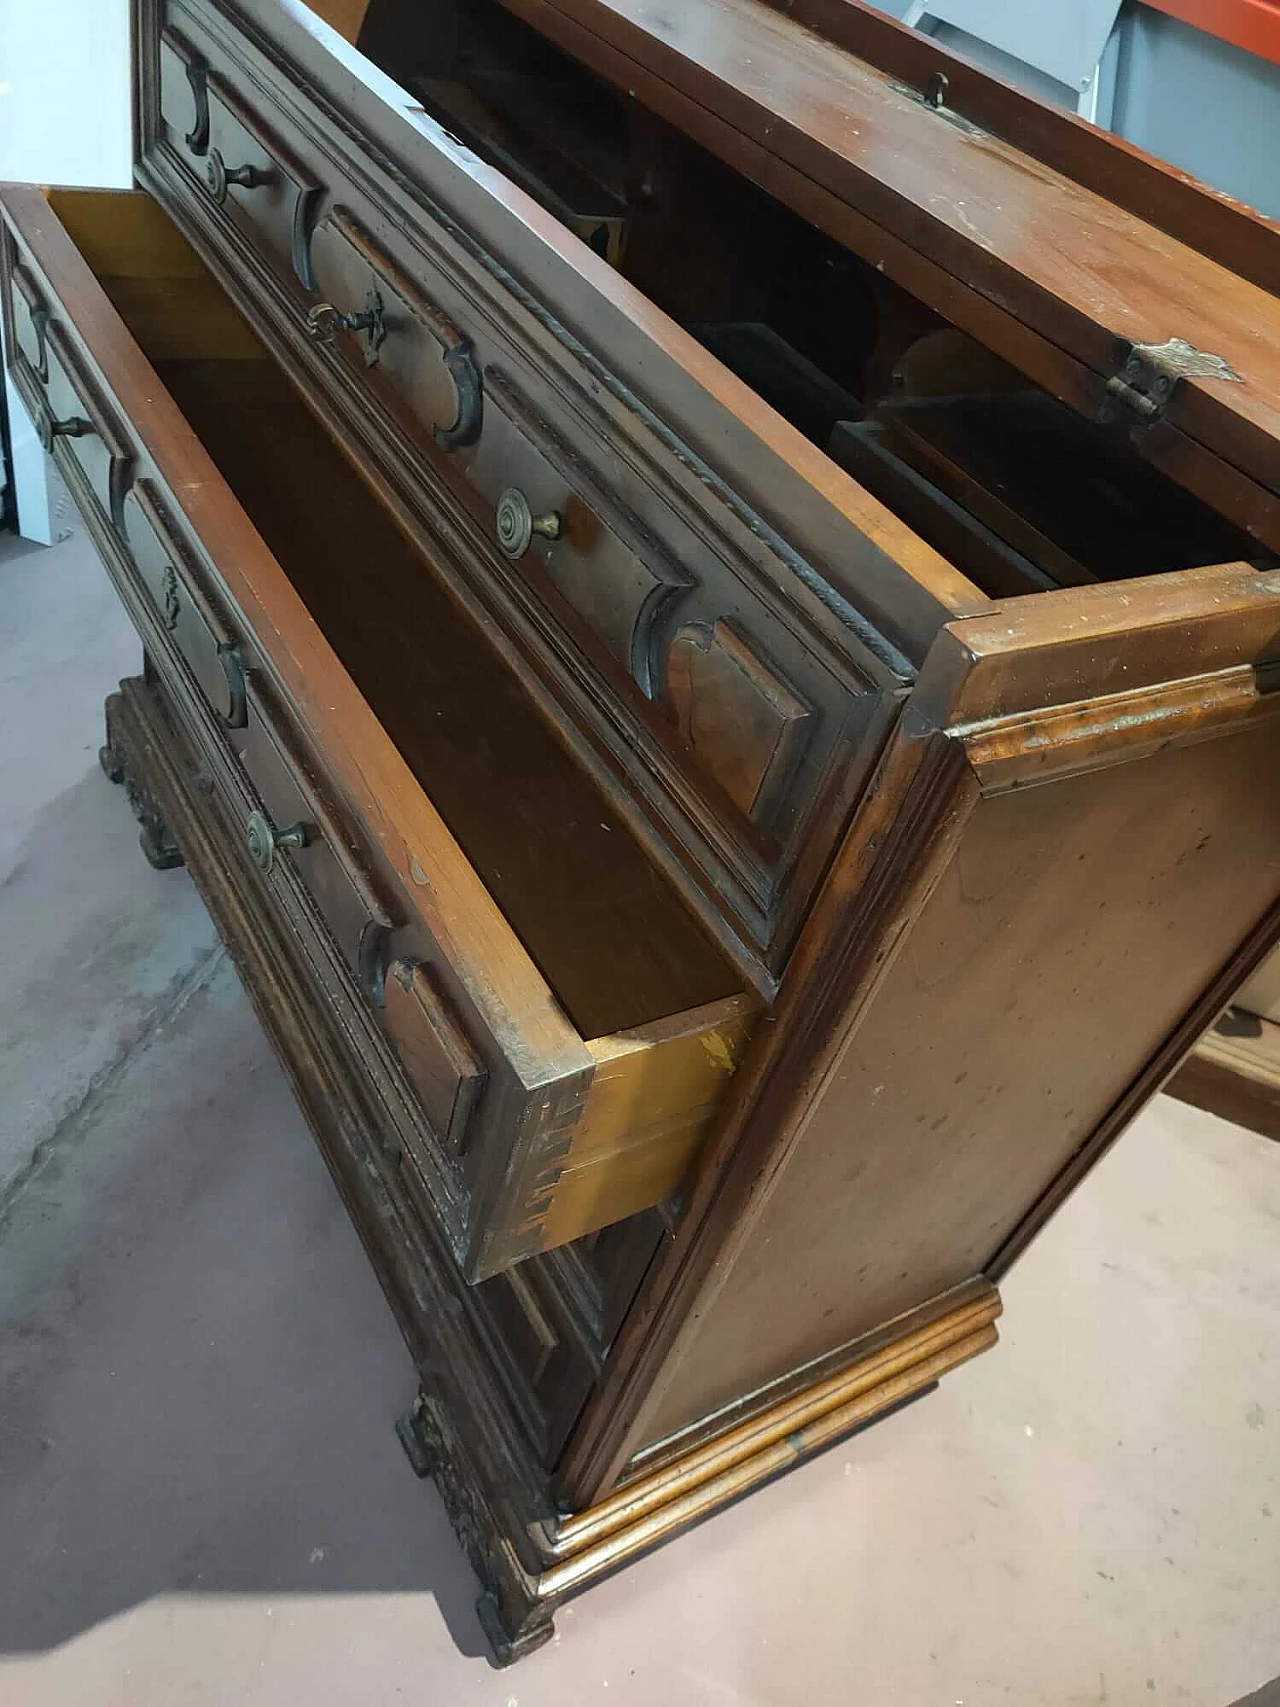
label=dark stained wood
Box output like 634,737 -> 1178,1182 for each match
382,958 -> 489,1154
147,351 -> 740,1040
559,565 -> 1280,1498
665,620 -> 810,823
170,0 -> 989,656
767,0 -> 1280,295
488,0 -> 1280,530
872,390 -> 1258,584
15,0 -> 1280,1661
0,181 -> 762,1278
141,0 -> 931,969
826,419 -> 1058,600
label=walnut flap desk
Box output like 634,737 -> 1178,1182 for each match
5,0 -> 1280,1660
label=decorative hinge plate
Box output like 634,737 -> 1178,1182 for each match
1099,336 -> 1242,429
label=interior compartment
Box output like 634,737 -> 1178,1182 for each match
48,189 -> 741,1042
356,0 -> 1268,597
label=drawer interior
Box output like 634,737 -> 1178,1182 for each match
357,0 -> 1274,597
49,188 -> 742,1043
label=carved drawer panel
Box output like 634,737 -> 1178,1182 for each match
159,28 -> 321,297
4,242 -> 133,527
0,180 -> 762,1283
399,1155 -> 601,1464
306,207 -> 482,451
137,0 -> 912,969
236,684 -> 395,979
380,957 -> 487,1158
120,478 -> 248,731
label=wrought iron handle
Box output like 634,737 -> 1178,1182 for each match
206,147 -> 269,205
38,414 -> 93,453
29,304 -> 50,384
495,487 -> 561,560
304,294 -> 386,366
245,809 -> 309,875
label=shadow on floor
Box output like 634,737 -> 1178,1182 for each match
0,932 -> 488,1660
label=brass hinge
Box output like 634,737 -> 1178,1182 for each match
1099,336 -> 1242,430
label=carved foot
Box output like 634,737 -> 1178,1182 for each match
103,687 -> 185,870
137,819 -> 185,870
475,1591 -> 555,1667
395,1393 -> 439,1480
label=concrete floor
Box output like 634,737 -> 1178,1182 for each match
1,521 -> 1278,1707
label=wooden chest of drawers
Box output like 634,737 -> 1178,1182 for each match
6,0 -> 1280,1660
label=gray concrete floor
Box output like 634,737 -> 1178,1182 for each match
1,520 -> 1278,1707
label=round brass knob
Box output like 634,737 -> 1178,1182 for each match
206,147 -> 268,205
246,809 -> 309,874
494,487 -> 561,560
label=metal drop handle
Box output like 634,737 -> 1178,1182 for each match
206,147 -> 269,205
246,809 -> 309,875
39,414 -> 93,453
495,487 -> 561,560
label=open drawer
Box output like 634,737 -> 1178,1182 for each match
0,183 -> 759,1280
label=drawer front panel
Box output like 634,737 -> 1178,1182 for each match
381,957 -> 487,1157
159,29 -> 319,294
3,240 -> 133,525
400,1155 -> 597,1464
307,206 -> 478,448
230,696 -> 503,1165
459,368 -> 834,835
237,689 -> 391,978
140,0 -> 910,967
9,262 -> 49,378
43,331 -> 130,524
2,179 -> 758,1282
120,479 -> 247,729
561,1211 -> 666,1349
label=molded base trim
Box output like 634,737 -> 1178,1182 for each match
406,1286 -> 1000,1659
103,667 -> 1001,1665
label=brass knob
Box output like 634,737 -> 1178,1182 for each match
246,809 -> 309,874
495,487 -> 561,559
304,293 -> 386,365
304,302 -> 347,344
38,414 -> 93,453
206,147 -> 268,204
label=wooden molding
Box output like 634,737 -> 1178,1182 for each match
400,1282 -> 1001,1658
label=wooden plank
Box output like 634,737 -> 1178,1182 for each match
767,0 -> 1280,291
540,995 -> 758,1248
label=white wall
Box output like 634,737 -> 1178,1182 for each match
1111,8 -> 1280,222
868,0 -> 1280,221
0,0 -> 133,188
0,0 -> 133,537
